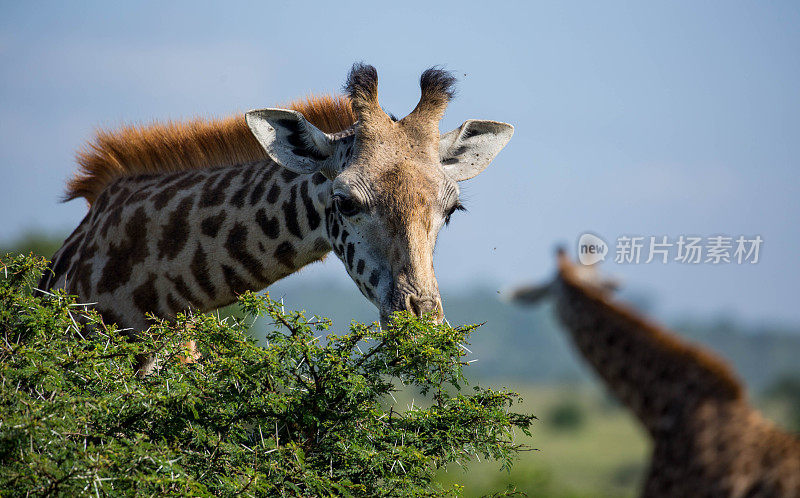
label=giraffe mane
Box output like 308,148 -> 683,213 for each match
65,94 -> 356,204
556,251 -> 745,399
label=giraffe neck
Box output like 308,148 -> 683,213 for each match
210,163 -> 334,292
553,276 -> 744,435
46,159 -> 334,330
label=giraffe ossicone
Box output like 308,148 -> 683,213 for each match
39,63 -> 514,331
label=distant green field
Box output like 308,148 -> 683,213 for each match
433,383 -> 795,497
435,383 -> 650,497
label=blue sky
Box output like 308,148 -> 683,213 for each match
1,1 -> 798,325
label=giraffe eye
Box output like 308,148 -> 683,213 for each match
444,202 -> 466,226
334,195 -> 362,217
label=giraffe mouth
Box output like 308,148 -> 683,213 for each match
381,287 -> 444,325
379,308 -> 445,326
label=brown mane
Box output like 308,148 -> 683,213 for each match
556,252 -> 745,399
66,94 -> 356,204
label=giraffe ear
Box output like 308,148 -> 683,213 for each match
507,283 -> 553,306
439,120 -> 514,181
245,108 -> 334,174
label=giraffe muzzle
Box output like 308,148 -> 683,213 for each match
404,293 -> 444,323
381,285 -> 444,325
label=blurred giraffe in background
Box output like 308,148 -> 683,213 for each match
511,249 -> 800,497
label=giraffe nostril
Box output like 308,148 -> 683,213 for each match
407,295 -> 440,319
404,294 -> 416,315
408,295 -> 422,316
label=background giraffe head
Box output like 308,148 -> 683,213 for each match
246,63 -> 513,323
508,248 -> 623,306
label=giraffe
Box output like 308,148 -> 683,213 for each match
37,63 -> 513,339
510,249 -> 800,497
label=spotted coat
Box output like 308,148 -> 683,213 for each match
40,161 -> 338,330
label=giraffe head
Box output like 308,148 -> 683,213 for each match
246,63 -> 513,323
508,248 -> 622,307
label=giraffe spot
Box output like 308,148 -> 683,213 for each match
255,209 -> 280,239
356,259 -> 365,275
151,172 -> 204,210
190,245 -> 216,300
225,223 -> 265,280
167,274 -> 200,305
155,170 -> 184,189
73,242 -> 98,299
266,183 -> 281,204
341,230 -> 349,244
274,241 -> 296,268
346,243 -> 355,269
165,292 -> 180,313
221,264 -> 249,295
99,205 -> 124,239
246,163 -> 278,206
330,218 -> 340,238
300,180 -> 321,230
369,269 -> 380,287
93,189 -> 111,213
229,182 -> 250,209
127,188 -> 151,204
51,237 -> 81,284
200,169 -> 237,207
158,196 -> 194,260
282,184 -> 303,239
200,211 -> 227,238
264,163 -> 281,180
239,164 -> 257,184
312,172 -> 327,185
97,206 -> 150,295
132,275 -> 159,314
109,186 -> 132,207
249,176 -> 267,205
280,168 -> 299,182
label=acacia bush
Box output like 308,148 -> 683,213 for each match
0,253 -> 533,496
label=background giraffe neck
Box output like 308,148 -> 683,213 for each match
553,276 -> 744,435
